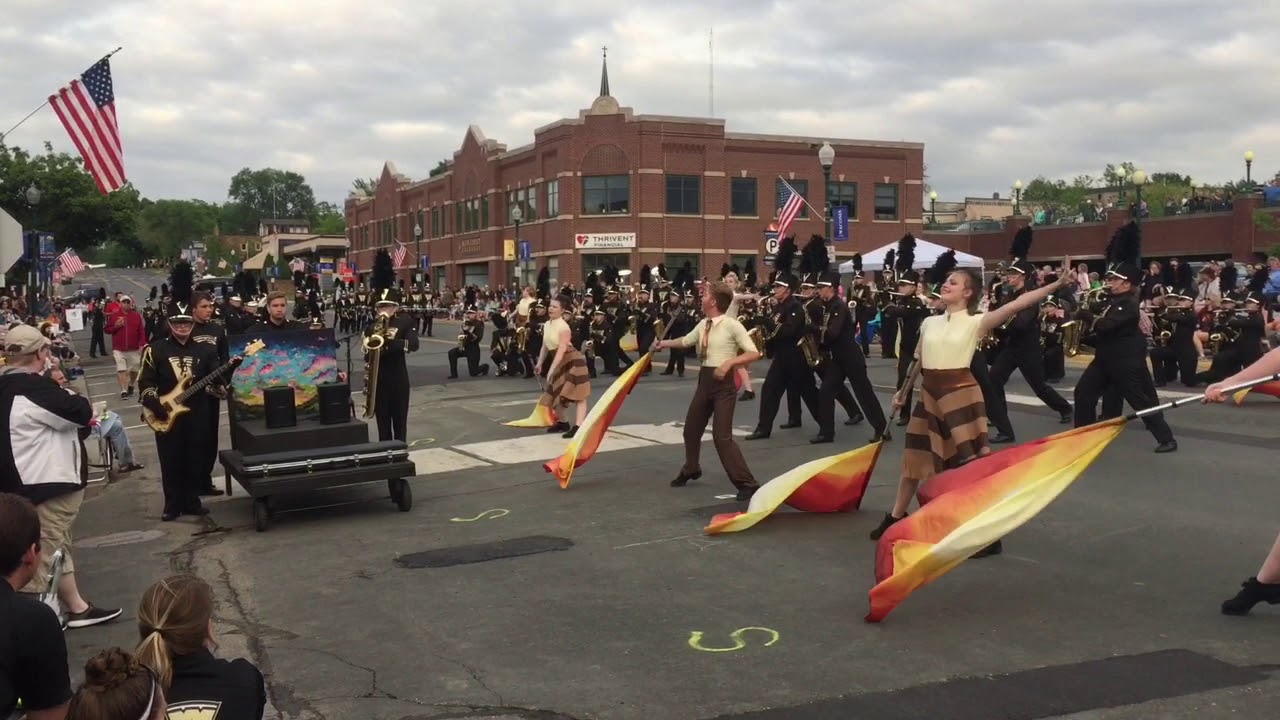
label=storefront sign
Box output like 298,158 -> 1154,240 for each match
574,232 -> 636,249
459,237 -> 482,256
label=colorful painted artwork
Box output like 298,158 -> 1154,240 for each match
226,329 -> 339,423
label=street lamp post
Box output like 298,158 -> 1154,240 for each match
1132,169 -> 1148,233
413,221 -> 423,284
1117,165 -> 1128,200
929,190 -> 938,225
1245,150 -> 1255,187
1013,179 -> 1023,215
818,142 -> 835,266
24,183 -> 41,319
511,204 -> 524,287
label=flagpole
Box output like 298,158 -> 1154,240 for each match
776,176 -> 825,221
1127,373 -> 1280,419
0,47 -> 124,144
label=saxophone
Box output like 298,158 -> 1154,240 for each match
798,299 -> 822,367
516,325 -> 529,353
362,313 -> 391,418
457,324 -> 470,349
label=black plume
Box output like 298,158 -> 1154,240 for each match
656,263 -> 668,281
928,249 -> 958,286
775,235 -> 797,275
537,266 -> 551,299
884,249 -> 895,276
639,264 -> 652,290
148,286 -> 157,302
371,248 -> 395,292
681,261 -> 693,290
895,233 -> 916,274
258,278 -> 268,294
1109,221 -> 1140,267
852,253 -> 863,274
1220,265 -> 1238,292
804,234 -> 829,274
168,261 -> 194,306
720,262 -> 732,279
160,283 -> 169,297
292,269 -> 304,288
307,275 -> 320,292
603,265 -> 619,288
1176,262 -> 1193,290
743,258 -> 757,288
1010,226 -> 1033,260
673,262 -> 691,291
1248,266 -> 1268,293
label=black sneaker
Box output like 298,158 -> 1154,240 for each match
66,604 -> 122,628
120,390 -> 129,399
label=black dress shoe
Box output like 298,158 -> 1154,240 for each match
779,421 -> 802,430
161,511 -> 179,522
1154,440 -> 1178,453
561,425 -> 580,439
990,432 -> 1015,444
744,431 -> 770,441
671,470 -> 702,487
844,414 -> 864,426
971,540 -> 1003,558
1222,577 -> 1280,616
661,369 -> 674,375
546,421 -> 570,433
1059,412 -> 1073,424
874,428 -> 892,443
199,487 -> 224,497
809,435 -> 833,444
739,390 -> 755,401
735,487 -> 758,502
869,512 -> 904,540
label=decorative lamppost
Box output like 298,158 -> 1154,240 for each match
510,204 -> 524,286
1013,179 -> 1022,215
1244,150 -> 1255,187
1132,169 -> 1148,228
24,182 -> 41,317
1117,165 -> 1128,200
413,220 -> 423,284
817,142 -> 835,241
929,190 -> 938,224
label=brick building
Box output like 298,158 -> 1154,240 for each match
344,55 -> 926,289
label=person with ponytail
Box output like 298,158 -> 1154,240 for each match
135,575 -> 266,718
66,648 -> 165,720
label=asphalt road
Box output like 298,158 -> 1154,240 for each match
59,267 -> 1280,720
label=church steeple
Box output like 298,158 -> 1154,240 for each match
599,46 -> 610,97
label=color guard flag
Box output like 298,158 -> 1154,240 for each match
705,440 -> 885,534
503,402 -> 557,428
544,351 -> 652,489
866,419 -> 1125,623
1232,381 -> 1280,405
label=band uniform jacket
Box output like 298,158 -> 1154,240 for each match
766,296 -> 808,359
366,312 -> 420,388
820,296 -> 860,359
192,319 -> 230,366
1000,288 -> 1042,353
462,318 -> 485,347
137,337 -> 222,411
1079,294 -> 1146,359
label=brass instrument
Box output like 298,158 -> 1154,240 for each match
653,317 -> 666,345
628,313 -> 638,335
363,314 -> 391,418
1207,311 -> 1240,352
1060,320 -> 1082,356
747,326 -> 765,354
582,338 -> 596,360
516,325 -> 529,353
798,298 -> 822,367
456,331 -> 468,349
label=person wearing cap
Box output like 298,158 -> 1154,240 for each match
987,259 -> 1074,425
448,306 -> 489,379
1149,287 -> 1199,387
1072,224 -> 1177,453
105,294 -> 146,399
744,269 -> 819,440
137,303 -> 225,521
659,288 -> 688,377
366,286 -> 419,442
0,324 -> 123,628
813,270 -> 889,444
1194,280 -> 1267,386
882,270 -> 931,426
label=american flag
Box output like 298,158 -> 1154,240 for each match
392,242 -> 407,268
776,180 -> 804,239
49,58 -> 126,194
57,248 -> 86,276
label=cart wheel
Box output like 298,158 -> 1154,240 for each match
393,479 -> 412,512
253,499 -> 270,532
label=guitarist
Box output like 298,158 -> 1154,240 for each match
137,304 -> 224,522
191,291 -> 229,499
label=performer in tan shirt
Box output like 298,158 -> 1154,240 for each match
654,281 -> 762,501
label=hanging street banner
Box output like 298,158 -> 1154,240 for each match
833,205 -> 850,241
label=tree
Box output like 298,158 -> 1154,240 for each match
217,201 -> 258,236
1150,172 -> 1189,185
227,167 -> 317,227
1102,162 -> 1136,187
352,177 -> 376,195
137,199 -> 219,260
428,159 -> 450,178
313,201 -> 345,234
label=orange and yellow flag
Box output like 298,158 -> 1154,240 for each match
866,419 -> 1125,623
543,352 -> 653,489
706,440 -> 885,534
1232,381 -> 1280,406
503,402 -> 557,428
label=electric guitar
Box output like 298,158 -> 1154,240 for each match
141,339 -> 265,433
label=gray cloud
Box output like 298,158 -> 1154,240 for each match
2,0 -> 1276,208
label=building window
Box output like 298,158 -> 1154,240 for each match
665,175 -> 701,215
665,253 -> 700,281
547,257 -> 558,288
730,177 -> 757,217
480,196 -> 489,228
525,185 -> 538,221
729,254 -> 757,281
434,266 -> 446,289
581,253 -> 630,282
775,178 -> 809,218
547,180 -> 560,217
827,182 -> 857,219
874,183 -> 899,220
583,175 -> 629,214
455,204 -> 463,235
431,207 -> 440,238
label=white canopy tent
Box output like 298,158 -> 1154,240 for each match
837,238 -> 984,274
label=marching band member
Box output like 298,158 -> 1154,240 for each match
1195,269 -> 1268,385
1072,222 -> 1177,453
633,266 -> 658,375
364,251 -> 419,443
190,288 -> 229,499
660,266 -> 694,377
745,240 -> 818,440
720,263 -> 756,401
448,306 -> 489,378
882,236 -> 931,426
797,237 -> 864,430
878,249 -> 898,358
1149,286 -> 1199,387
254,291 -> 305,332
847,255 -> 878,356
815,267 -> 888,444
535,294 -> 592,439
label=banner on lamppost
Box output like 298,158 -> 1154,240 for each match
518,239 -> 531,262
503,239 -> 516,261
833,205 -> 849,241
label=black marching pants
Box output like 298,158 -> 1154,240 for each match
156,412 -> 207,515
971,355 -> 1014,437
989,345 -> 1073,416
820,347 -> 887,437
374,381 -> 409,442
757,354 -> 818,432
1074,356 -> 1175,444
448,345 -> 485,376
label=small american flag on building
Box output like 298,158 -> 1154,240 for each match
49,58 -> 126,194
57,249 -> 86,276
392,242 -> 408,268
776,180 -> 805,239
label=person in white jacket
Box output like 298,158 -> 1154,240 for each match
0,324 -> 120,629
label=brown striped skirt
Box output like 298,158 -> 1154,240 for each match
902,368 -> 989,485
540,346 -> 591,408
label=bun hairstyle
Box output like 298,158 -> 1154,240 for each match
67,647 -> 160,720
135,574 -> 215,690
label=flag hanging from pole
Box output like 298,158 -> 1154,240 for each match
543,351 -> 652,489
776,180 -> 805,239
705,440 -> 885,534
57,249 -> 86,276
392,242 -> 408,268
866,419 -> 1126,623
49,58 -> 126,194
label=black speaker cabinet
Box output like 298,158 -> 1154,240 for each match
263,386 -> 297,429
318,382 -> 352,425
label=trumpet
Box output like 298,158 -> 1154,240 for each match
362,313 -> 391,418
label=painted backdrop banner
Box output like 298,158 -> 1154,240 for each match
227,329 -> 339,423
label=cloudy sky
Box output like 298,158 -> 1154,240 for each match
3,0 -> 1277,208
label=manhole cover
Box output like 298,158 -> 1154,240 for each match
395,536 -> 573,569
76,530 -> 165,548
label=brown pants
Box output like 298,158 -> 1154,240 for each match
682,367 -> 757,490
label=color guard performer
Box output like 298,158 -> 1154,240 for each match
535,293 -> 592,439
